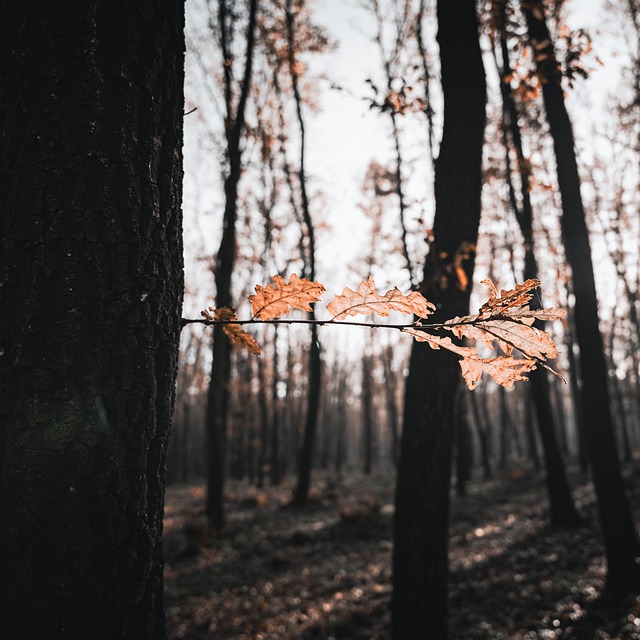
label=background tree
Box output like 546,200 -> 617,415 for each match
206,0 -> 259,530
392,1 -> 486,638
490,0 -> 581,527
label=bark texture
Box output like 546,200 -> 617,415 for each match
0,2 -> 185,638
391,1 -> 486,638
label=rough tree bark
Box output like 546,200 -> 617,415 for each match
392,1 -> 486,638
0,2 -> 185,638
523,0 -> 640,591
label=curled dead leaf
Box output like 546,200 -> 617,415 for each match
402,329 -> 477,358
459,356 -> 537,390
479,278 -> 540,315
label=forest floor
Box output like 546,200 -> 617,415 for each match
164,466 -> 640,639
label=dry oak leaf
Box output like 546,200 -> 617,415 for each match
479,278 -> 540,316
444,315 -> 559,360
459,356 -> 537,390
503,307 -> 566,322
328,277 -> 435,321
249,274 -> 325,320
402,329 -> 477,358
201,306 -> 261,355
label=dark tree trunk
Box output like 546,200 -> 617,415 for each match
293,324 -> 321,504
206,0 -> 258,530
496,4 -> 581,525
286,0 -> 322,506
271,326 -> 282,485
0,3 -> 185,638
335,374 -> 347,475
565,297 -> 589,473
498,385 -> 511,469
524,0 -> 640,591
550,377 -> 569,457
257,357 -> 270,488
455,391 -> 473,497
524,390 -> 542,471
469,391 -> 493,480
392,1 -> 486,638
382,346 -> 400,465
362,355 -> 374,475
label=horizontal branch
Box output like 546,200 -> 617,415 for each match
181,317 -> 440,330
181,314 -> 535,332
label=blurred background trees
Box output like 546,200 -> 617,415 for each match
169,0 -> 640,636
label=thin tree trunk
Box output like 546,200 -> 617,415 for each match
271,326 -> 283,485
286,0 -> 323,506
470,390 -> 493,480
362,355 -> 374,475
257,356 -> 270,487
382,346 -> 400,465
206,0 -> 259,529
524,390 -> 542,471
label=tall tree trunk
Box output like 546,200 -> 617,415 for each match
382,346 -> 400,465
496,3 -> 581,525
455,391 -> 473,497
286,0 -> 323,506
565,295 -> 589,473
271,326 -> 282,485
206,0 -> 258,529
523,0 -> 640,591
469,391 -> 493,480
498,385 -> 511,469
257,356 -> 270,487
0,3 -> 185,637
362,355 -> 374,474
524,390 -> 542,471
392,2 -> 486,637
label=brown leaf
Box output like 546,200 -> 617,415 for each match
459,356 -> 537,390
479,278 -> 540,315
249,274 -> 325,320
503,307 -> 566,322
444,315 -> 501,351
328,277 -> 435,320
201,306 -> 261,355
402,329 -> 477,358
446,316 -> 559,360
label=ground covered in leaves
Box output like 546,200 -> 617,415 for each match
164,468 -> 640,639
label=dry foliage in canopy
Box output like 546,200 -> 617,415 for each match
196,275 -> 565,390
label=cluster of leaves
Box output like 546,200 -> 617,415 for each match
200,275 -> 565,390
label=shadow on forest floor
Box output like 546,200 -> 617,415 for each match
164,468 -> 640,639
